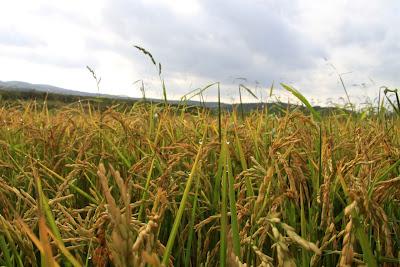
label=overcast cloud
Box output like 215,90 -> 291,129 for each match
0,0 -> 399,104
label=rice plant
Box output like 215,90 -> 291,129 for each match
0,84 -> 399,267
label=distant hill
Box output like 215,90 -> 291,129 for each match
0,80 -> 232,108
0,80 -> 342,115
0,80 -> 131,98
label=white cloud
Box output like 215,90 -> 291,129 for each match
0,0 -> 399,104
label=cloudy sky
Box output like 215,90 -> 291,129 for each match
0,0 -> 399,105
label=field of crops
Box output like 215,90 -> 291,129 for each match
0,95 -> 399,266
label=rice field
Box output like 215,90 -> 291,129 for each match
0,92 -> 399,266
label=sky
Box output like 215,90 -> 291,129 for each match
0,0 -> 399,105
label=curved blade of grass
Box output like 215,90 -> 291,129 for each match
220,155 -> 228,267
212,129 -> 227,208
180,87 -> 201,102
384,88 -> 400,115
239,84 -> 259,100
33,168 -> 62,242
338,73 -> 352,111
162,78 -> 168,106
184,168 -> 201,267
38,216 -> 60,267
47,227 -> 82,267
138,157 -> 156,221
353,215 -> 378,267
269,81 -> 274,97
162,127 -> 207,265
281,83 -> 321,122
181,82 -> 220,109
226,146 -> 241,258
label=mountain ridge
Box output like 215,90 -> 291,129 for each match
0,80 -> 130,98
0,80 -> 339,114
0,80 -> 233,107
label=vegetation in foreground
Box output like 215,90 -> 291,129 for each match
0,95 -> 399,267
